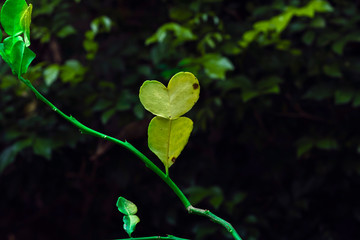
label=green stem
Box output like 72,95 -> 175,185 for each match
113,235 -> 189,240
18,76 -> 243,240
187,206 -> 242,240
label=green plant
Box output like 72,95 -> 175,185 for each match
0,0 -> 242,239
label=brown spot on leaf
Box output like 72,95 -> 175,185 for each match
193,83 -> 199,89
171,157 -> 176,163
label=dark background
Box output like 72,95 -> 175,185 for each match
1,0 -> 360,239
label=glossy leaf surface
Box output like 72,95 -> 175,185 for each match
116,197 -> 138,215
8,39 -> 36,76
139,72 -> 200,119
148,116 -> 193,174
123,215 -> 140,237
0,0 -> 28,36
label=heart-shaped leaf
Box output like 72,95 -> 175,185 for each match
123,215 -> 140,237
0,0 -> 28,36
139,72 -> 200,119
116,197 -> 138,215
148,116 -> 193,175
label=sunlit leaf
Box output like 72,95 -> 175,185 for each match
116,197 -> 138,215
0,0 -> 28,36
9,39 -> 36,76
139,72 -> 200,119
148,116 -> 193,175
1,36 -> 35,76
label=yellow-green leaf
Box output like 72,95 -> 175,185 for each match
148,116 -> 193,175
20,3 -> 32,47
139,72 -> 200,119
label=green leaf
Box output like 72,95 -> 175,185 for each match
116,197 -> 138,215
0,36 -> 22,66
90,16 -> 112,34
303,84 -> 334,101
0,0 -> 28,36
238,0 -> 333,49
57,25 -> 76,38
10,40 -> 36,76
323,65 -> 342,78
2,36 -> 36,76
60,59 -> 87,84
123,215 -> 140,237
43,64 -> 60,86
148,116 -> 193,175
20,3 -> 32,46
242,89 -> 260,102
335,88 -> 354,105
169,6 -> 193,21
200,54 -> 234,80
185,186 -> 211,205
101,108 -> 116,124
310,16 -> 326,28
133,103 -> 145,119
145,23 -> 197,46
311,0 -> 333,12
296,137 -> 314,157
315,138 -> 338,150
331,32 -> 360,55
302,31 -> 315,45
0,43 -> 11,66
33,137 -> 52,159
352,92 -> 360,107
139,72 -> 200,119
0,139 -> 32,173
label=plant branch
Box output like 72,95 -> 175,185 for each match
18,76 -> 243,240
113,235 -> 189,240
187,206 -> 242,240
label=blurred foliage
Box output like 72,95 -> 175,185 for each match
1,0 -> 360,240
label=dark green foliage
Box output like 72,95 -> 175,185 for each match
1,0 -> 360,240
